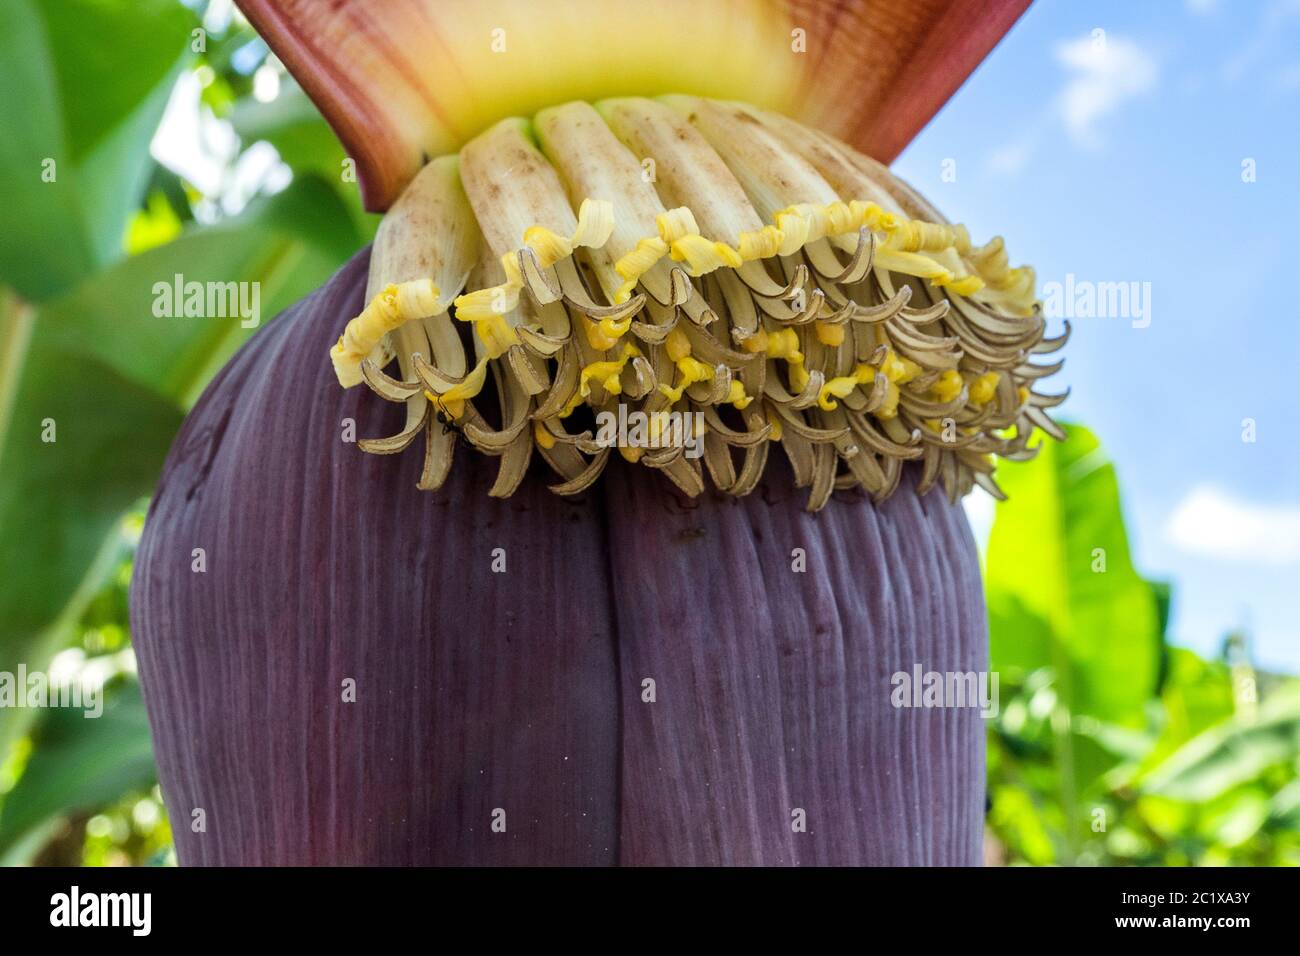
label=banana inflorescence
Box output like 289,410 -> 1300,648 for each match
331,96 -> 1067,510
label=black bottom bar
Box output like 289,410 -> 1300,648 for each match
0,865 -> 1280,941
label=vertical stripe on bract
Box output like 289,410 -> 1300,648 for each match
133,251 -> 620,865
604,456 -> 986,865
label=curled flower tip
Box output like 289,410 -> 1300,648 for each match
332,280 -> 441,387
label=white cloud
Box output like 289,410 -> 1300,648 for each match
1219,0 -> 1300,84
987,138 -> 1033,176
1186,0 -> 1220,15
1279,63 -> 1300,90
1054,33 -> 1158,147
1166,485 -> 1300,564
981,32 -> 1158,173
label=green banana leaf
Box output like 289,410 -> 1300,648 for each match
986,423 -> 1162,724
0,677 -> 155,856
1140,685 -> 1300,803
984,423 -> 1166,859
0,176 -> 361,757
0,1 -> 370,860
0,0 -> 193,301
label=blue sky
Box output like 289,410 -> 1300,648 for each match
896,0 -> 1300,670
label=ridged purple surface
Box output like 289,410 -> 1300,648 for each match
131,249 -> 987,866
606,460 -> 987,865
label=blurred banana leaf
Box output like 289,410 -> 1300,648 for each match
1140,685 -> 1300,803
984,422 -> 1166,859
1146,647 -> 1236,765
230,86 -> 340,173
0,0 -> 369,863
986,423 -> 1161,724
230,85 -> 377,240
0,677 -> 155,856
0,0 -> 193,301
984,423 -> 1300,865
0,175 -> 361,757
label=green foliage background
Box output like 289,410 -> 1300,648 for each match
0,0 -> 367,865
984,424 -> 1300,865
0,0 -> 1294,866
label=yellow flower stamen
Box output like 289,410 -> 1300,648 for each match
969,371 -> 1000,405
562,342 -> 641,417
422,357 -> 490,419
533,421 -> 557,449
814,320 -> 845,347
